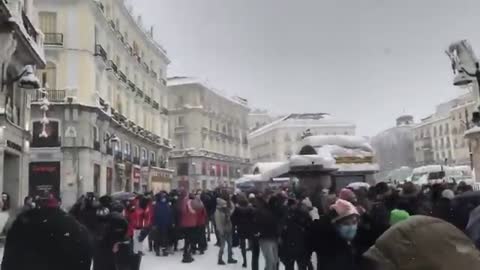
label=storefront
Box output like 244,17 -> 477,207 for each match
29,162 -> 61,197
151,167 -> 173,193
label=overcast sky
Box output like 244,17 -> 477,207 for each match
134,0 -> 478,136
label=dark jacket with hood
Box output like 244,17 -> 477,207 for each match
1,207 -> 93,270
231,204 -> 255,239
154,197 -> 172,230
363,216 -> 480,270
279,204 -> 312,261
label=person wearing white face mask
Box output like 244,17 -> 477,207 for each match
311,199 -> 361,270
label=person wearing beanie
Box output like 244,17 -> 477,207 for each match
311,199 -> 361,270
389,209 -> 410,226
1,207 -> 93,270
339,188 -> 357,204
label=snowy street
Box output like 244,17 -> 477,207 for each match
140,239 -> 265,270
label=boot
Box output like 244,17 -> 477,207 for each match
242,262 -> 247,268
218,258 -> 226,265
182,254 -> 194,263
228,258 -> 238,264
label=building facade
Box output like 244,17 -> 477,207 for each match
249,113 -> 356,163
0,0 -> 45,207
167,77 -> 251,191
32,0 -> 172,206
249,109 -> 274,131
371,115 -> 415,178
413,93 -> 473,167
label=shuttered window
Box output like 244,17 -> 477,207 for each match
39,12 -> 57,33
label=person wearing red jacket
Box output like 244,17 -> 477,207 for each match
125,198 -> 144,270
179,193 -> 197,263
193,194 -> 208,254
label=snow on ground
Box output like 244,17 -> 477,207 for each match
0,237 -> 267,270
141,238 -> 266,270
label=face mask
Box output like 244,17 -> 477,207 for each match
338,224 -> 358,241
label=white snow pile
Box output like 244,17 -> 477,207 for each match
465,126 -> 480,136
254,162 -> 289,174
336,163 -> 379,172
235,174 -> 264,184
19,65 -> 40,87
412,165 -> 447,174
315,145 -> 373,159
260,162 -> 290,181
301,135 -> 373,152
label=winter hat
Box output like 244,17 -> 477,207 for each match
441,189 -> 455,200
389,209 -> 410,225
248,193 -> 256,199
339,188 -> 357,204
330,199 -> 359,223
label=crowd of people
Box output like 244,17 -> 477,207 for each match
3,180 -> 480,270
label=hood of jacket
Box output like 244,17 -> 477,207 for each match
467,205 -> 480,246
363,215 -> 480,270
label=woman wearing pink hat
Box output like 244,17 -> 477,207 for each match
311,199 -> 361,270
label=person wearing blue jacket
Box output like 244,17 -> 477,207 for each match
153,192 -> 173,256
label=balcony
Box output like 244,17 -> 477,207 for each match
142,160 -> 149,167
128,80 -> 135,92
124,153 -> 132,162
94,44 -> 108,61
93,141 -> 100,151
133,157 -> 140,165
150,160 -> 157,167
114,151 -> 123,161
109,20 -> 116,30
136,88 -> 144,98
118,70 -> 127,83
22,10 -> 38,42
107,60 -> 118,73
175,126 -> 186,134
152,101 -> 159,110
160,107 -> 169,115
31,89 -> 66,102
142,62 -> 149,72
44,33 -> 63,46
144,95 -> 151,104
163,138 -> 170,147
96,1 -> 105,12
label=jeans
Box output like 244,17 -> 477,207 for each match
218,232 -> 233,260
260,239 -> 279,270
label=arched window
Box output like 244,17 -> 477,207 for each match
133,145 -> 140,164
93,126 -> 100,150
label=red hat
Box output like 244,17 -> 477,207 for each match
339,188 -> 357,204
330,199 -> 359,223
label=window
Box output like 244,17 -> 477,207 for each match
104,132 -> 112,154
445,123 -> 449,133
124,141 -> 131,155
39,12 -> 57,34
141,148 -> 147,165
93,126 -> 100,151
433,126 -> 437,137
133,145 -> 140,164
31,120 -> 60,147
178,116 -> 184,126
150,152 -> 156,166
39,61 -> 56,89
439,125 -> 443,135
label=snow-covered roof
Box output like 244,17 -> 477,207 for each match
412,165 -> 448,174
253,162 -> 288,174
300,135 -> 373,152
347,182 -> 371,190
259,162 -> 290,180
465,126 -> 480,137
235,174 -> 264,184
167,76 -> 249,109
249,114 -> 355,138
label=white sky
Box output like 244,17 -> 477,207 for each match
134,0 -> 478,136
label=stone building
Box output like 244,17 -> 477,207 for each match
249,113 -> 356,163
167,77 -> 251,191
0,0 -> 45,207
31,0 -> 172,206
371,115 -> 415,179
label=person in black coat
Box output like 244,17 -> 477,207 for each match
312,199 -> 362,270
279,199 -> 312,270
1,205 -> 93,270
231,194 -> 255,268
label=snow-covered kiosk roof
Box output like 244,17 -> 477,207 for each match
297,135 -> 379,173
252,162 -> 291,181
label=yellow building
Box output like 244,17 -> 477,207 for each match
31,0 -> 172,206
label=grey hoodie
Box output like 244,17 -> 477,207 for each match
214,198 -> 233,235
